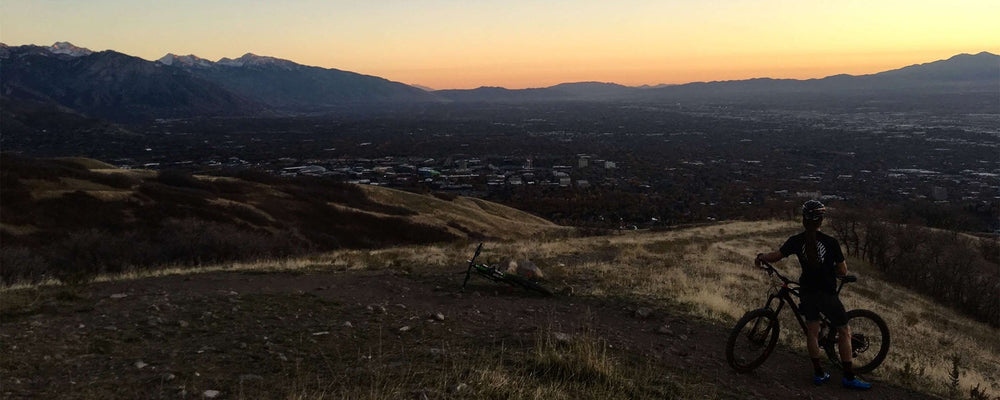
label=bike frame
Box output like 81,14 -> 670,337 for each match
462,243 -> 485,289
757,260 -> 853,340
463,243 -> 509,289
763,279 -> 815,340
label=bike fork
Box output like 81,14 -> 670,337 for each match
764,294 -> 782,314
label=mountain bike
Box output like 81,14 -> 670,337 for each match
725,260 -> 890,373
461,243 -> 552,296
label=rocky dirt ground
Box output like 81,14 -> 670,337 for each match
1,269 -> 939,399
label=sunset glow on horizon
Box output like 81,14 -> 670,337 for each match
2,0 -> 997,89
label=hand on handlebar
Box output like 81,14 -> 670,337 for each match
754,253 -> 764,268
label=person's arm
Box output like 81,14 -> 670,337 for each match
755,251 -> 784,267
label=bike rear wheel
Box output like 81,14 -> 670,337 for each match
824,309 -> 890,374
726,308 -> 780,372
504,274 -> 553,296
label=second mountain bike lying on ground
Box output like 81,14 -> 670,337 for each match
461,243 -> 552,296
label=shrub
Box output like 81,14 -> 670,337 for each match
0,246 -> 48,286
431,191 -> 458,201
154,218 -> 304,266
47,230 -> 110,285
155,169 -> 218,195
87,171 -> 140,189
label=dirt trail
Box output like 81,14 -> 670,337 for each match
1,270 -> 937,399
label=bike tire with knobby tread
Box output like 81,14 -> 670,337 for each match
726,308 -> 781,372
823,309 -> 890,374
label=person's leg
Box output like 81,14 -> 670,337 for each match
806,321 -> 830,384
801,292 -> 830,384
828,297 -> 871,390
837,325 -> 855,378
807,321 -> 823,359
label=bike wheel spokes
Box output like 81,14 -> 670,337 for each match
845,309 -> 891,374
726,309 -> 780,372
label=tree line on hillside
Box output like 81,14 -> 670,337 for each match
830,211 -> 1000,327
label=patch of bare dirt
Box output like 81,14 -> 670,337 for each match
0,270 -> 937,399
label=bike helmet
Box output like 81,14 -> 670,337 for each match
802,200 -> 826,221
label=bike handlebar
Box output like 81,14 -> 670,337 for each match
462,243 -> 485,291
755,259 -> 857,294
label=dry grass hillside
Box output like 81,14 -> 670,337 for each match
7,220 -> 993,399
2,155 -> 995,398
317,221 -> 999,398
0,155 -> 565,286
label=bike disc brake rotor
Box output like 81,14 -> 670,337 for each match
851,333 -> 869,354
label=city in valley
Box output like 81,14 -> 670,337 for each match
11,102 -> 997,231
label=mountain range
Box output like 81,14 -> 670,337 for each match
156,52 -> 438,110
1,42 -> 997,122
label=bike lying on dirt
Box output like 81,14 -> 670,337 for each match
725,260 -> 890,373
461,243 -> 552,296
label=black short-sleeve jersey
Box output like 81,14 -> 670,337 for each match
779,231 -> 845,294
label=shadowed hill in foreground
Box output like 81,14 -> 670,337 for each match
0,155 -> 562,285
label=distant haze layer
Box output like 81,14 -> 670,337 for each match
2,0 -> 997,89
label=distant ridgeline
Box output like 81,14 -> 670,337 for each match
1,42 -> 997,123
0,155 -> 558,286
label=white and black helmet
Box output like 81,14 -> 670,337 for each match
802,200 -> 826,221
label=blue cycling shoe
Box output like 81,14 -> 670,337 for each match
813,372 -> 831,385
842,377 -> 872,390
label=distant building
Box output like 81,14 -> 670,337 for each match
604,161 -> 616,169
554,171 -> 571,187
578,156 -> 589,168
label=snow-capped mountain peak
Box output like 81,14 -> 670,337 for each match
157,53 -> 215,68
48,42 -> 93,57
217,53 -> 300,70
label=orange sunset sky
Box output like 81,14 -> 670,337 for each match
2,0 -> 997,89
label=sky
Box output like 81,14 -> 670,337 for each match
2,0 -> 997,89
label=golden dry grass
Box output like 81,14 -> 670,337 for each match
359,185 -> 566,239
13,164 -> 561,245
51,157 -> 117,170
0,223 -> 40,236
252,219 -> 996,398
24,177 -> 125,199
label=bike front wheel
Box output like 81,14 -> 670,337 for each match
824,309 -> 891,374
726,308 -> 781,372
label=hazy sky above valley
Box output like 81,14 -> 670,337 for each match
3,0 -> 997,89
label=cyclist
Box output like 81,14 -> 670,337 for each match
754,200 -> 872,390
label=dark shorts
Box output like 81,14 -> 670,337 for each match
799,290 -> 848,328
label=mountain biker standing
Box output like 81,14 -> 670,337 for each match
754,200 -> 872,390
